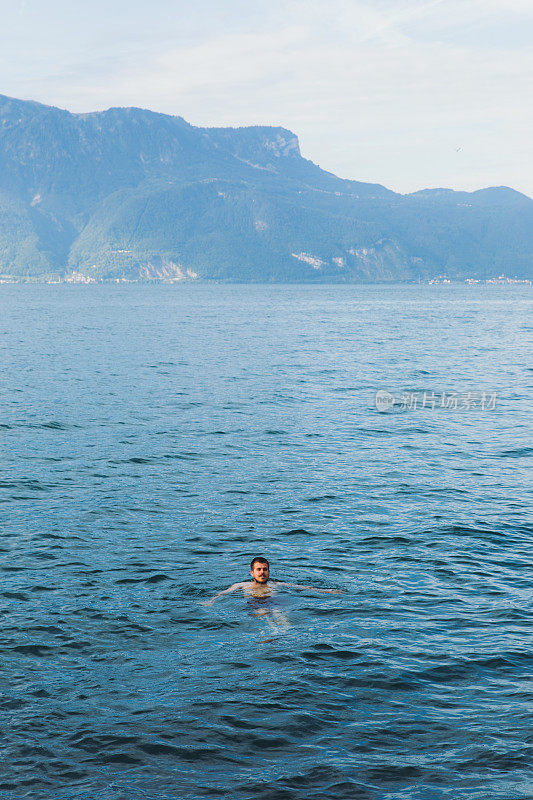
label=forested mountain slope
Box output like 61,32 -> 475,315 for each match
1,94 -> 531,281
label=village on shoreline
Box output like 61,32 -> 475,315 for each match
0,272 -> 531,286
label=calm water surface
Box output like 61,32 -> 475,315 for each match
0,284 -> 532,799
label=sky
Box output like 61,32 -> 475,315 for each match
1,0 -> 532,196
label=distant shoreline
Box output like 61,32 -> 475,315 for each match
0,276 -> 531,287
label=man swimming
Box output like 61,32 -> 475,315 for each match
201,556 -> 341,606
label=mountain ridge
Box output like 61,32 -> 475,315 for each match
0,94 -> 531,282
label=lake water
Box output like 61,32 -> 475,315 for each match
0,284 -> 531,800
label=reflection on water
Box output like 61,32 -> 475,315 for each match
0,283 -> 532,800
246,594 -> 292,638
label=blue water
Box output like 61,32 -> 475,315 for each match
0,284 -> 532,800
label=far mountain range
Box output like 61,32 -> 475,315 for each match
0,94 -> 532,282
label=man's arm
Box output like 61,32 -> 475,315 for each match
273,582 -> 342,594
200,582 -> 247,606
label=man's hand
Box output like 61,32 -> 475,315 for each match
279,582 -> 343,593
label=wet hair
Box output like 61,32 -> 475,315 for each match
250,556 -> 269,570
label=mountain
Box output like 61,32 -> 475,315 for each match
0,94 -> 532,282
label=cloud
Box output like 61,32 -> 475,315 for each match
1,0 -> 532,194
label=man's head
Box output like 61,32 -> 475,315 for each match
250,556 -> 269,584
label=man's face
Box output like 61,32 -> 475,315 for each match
251,561 -> 269,583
